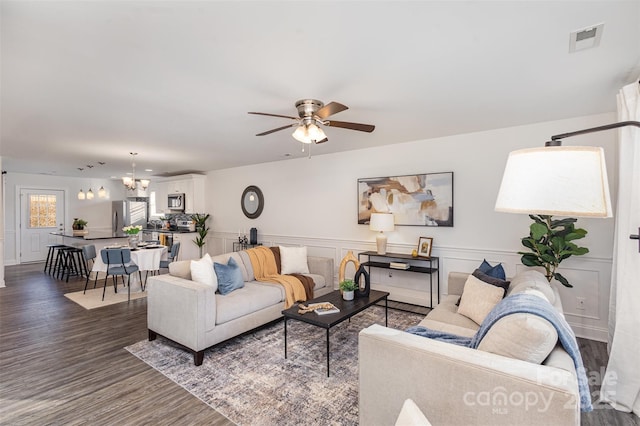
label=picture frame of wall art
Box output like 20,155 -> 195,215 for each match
358,172 -> 453,226
417,237 -> 433,258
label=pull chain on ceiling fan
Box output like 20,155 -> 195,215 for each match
248,99 -> 375,146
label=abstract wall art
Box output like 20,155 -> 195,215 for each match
358,172 -> 453,226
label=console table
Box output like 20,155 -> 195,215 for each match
358,251 -> 440,308
233,242 -> 261,252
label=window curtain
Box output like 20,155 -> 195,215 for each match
600,81 -> 640,415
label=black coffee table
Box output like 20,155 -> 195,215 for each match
282,290 -> 389,377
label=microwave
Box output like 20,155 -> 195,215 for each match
168,193 -> 185,211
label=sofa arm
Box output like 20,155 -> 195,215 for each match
307,256 -> 334,290
448,271 -> 470,296
359,324 -> 579,426
147,274 -> 216,352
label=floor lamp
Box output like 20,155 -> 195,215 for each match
496,120 -> 639,220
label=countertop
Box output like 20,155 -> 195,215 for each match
141,228 -> 196,234
51,231 -> 129,240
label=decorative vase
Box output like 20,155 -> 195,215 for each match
354,265 -> 371,298
129,234 -> 139,249
343,290 -> 354,301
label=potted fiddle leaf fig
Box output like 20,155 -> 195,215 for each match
518,215 -> 589,288
192,213 -> 210,258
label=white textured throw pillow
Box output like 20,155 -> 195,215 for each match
190,253 -> 218,291
279,246 -> 309,275
457,275 -> 505,325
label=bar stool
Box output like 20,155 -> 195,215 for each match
44,244 -> 67,274
62,246 -> 88,282
53,246 -> 74,279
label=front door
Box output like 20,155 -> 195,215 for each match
20,189 -> 65,263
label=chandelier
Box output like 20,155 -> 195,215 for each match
122,152 -> 150,190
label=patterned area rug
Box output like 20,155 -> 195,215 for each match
126,305 -> 424,426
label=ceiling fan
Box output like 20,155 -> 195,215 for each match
248,99 -> 375,144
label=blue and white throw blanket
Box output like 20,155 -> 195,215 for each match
406,293 -> 593,412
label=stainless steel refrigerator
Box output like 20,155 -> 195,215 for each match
112,200 -> 148,233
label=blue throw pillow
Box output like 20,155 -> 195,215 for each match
478,259 -> 506,281
214,257 -> 245,295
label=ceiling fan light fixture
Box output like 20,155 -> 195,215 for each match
292,123 -> 326,144
292,125 -> 312,144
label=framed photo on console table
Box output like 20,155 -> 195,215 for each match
358,172 -> 453,226
417,237 -> 433,258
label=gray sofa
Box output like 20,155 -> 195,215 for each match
359,270 -> 581,425
147,250 -> 334,365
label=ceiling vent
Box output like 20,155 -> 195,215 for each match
569,23 -> 604,53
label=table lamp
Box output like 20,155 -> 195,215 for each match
370,213 -> 394,255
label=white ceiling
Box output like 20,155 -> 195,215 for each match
1,1 -> 639,180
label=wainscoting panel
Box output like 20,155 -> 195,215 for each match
208,232 -> 612,341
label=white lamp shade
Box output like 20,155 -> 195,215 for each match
77,189 -> 85,200
86,188 -> 94,200
495,146 -> 612,218
369,213 -> 395,232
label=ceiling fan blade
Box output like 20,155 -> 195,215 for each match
325,120 -> 375,133
314,102 -> 348,119
248,112 -> 299,120
256,123 -> 298,136
315,137 -> 329,144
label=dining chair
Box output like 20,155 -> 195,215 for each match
100,248 -> 141,302
159,242 -> 181,272
82,245 -> 100,294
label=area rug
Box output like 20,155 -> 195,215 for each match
64,287 -> 146,309
126,305 -> 424,426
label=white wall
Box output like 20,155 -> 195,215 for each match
3,173 -> 126,265
1,157 -> 5,287
205,112 -> 618,341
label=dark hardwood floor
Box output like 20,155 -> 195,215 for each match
1,263 -> 638,425
1,262 -> 232,425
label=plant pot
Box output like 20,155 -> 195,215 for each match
128,235 -> 139,249
342,290 -> 354,301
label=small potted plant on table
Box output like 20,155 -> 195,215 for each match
339,279 -> 357,301
72,218 -> 88,235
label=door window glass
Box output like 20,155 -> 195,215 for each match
29,195 -> 57,228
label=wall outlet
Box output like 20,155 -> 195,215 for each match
576,297 -> 586,310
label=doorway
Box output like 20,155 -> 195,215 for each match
19,189 -> 65,263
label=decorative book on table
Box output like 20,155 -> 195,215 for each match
308,303 -> 340,315
390,262 -> 410,270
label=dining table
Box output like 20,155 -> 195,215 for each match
92,244 -> 168,292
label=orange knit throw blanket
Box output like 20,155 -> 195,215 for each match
246,247 -> 306,308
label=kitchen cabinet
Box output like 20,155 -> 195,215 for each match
172,233 -> 200,261
154,174 -> 206,214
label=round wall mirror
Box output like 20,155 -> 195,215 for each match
241,185 -> 264,219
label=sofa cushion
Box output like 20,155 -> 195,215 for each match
479,259 -> 506,281
237,250 -> 255,281
190,254 -> 217,291
214,257 -> 245,295
477,312 -> 558,364
279,246 -> 310,275
215,282 -> 284,324
507,270 -> 556,305
211,252 -> 249,282
169,260 -> 192,280
457,275 -> 505,325
472,269 -> 510,293
418,317 -> 478,338
305,273 -> 326,290
424,295 -> 480,331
